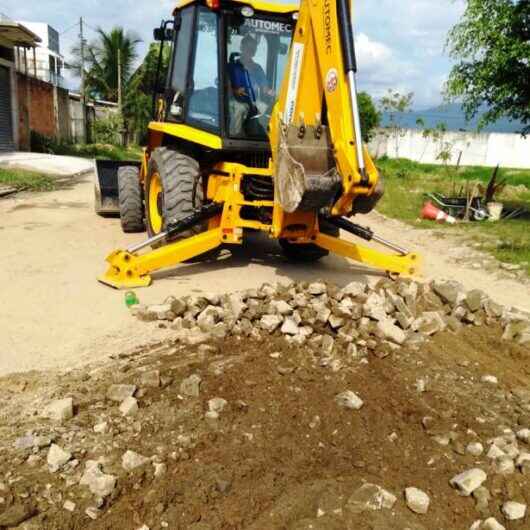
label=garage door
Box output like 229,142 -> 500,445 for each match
0,65 -> 14,152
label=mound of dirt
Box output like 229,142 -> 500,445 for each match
0,280 -> 529,530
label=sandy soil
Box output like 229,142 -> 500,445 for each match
1,172 -> 529,376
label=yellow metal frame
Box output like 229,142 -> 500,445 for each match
99,162 -> 421,289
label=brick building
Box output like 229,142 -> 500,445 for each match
0,14 -> 71,152
0,14 -> 40,151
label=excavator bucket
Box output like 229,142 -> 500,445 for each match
93,159 -> 141,216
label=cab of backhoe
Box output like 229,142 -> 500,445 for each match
154,0 -> 298,158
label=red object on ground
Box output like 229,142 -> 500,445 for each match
421,202 -> 457,224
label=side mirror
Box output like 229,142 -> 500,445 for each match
153,26 -> 175,41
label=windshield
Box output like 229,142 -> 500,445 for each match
226,13 -> 293,140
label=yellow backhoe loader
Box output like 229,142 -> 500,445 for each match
96,0 -> 420,289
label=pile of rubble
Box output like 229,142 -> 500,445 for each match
132,278 -> 530,354
1,278 -> 529,529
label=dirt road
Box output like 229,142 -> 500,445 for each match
1,172 -> 529,376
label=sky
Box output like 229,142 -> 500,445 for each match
0,0 -> 466,109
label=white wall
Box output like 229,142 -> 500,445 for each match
369,128 -> 530,169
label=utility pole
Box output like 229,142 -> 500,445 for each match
117,48 -> 122,113
79,17 -> 87,142
117,48 -> 125,146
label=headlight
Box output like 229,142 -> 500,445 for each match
241,6 -> 254,17
292,12 -> 299,20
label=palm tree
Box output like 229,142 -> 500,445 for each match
72,27 -> 141,102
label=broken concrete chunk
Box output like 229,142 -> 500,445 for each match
450,468 -> 487,496
80,460 -> 117,497
140,370 -> 161,388
432,279 -> 465,306
347,483 -> 397,514
47,444 -> 72,472
465,290 -> 487,312
180,374 -> 202,397
119,396 -> 139,417
501,501 -> 526,521
42,397 -> 74,423
308,282 -> 327,295
107,384 -> 136,402
335,391 -> 364,410
122,450 -> 149,471
260,314 -> 283,333
377,319 -> 406,345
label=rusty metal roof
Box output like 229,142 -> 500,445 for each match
0,17 -> 41,48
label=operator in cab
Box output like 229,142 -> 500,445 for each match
228,34 -> 274,137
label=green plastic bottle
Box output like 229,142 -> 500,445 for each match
125,291 -> 139,308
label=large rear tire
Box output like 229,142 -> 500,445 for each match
145,147 -> 207,245
118,166 -> 144,233
280,220 -> 340,263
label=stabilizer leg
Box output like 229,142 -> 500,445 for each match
98,228 -> 223,289
314,232 -> 421,277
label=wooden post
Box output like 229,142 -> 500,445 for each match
32,47 -> 37,78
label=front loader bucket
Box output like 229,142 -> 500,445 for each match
93,159 -> 141,216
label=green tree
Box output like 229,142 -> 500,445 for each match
358,91 -> 381,142
446,0 -> 530,134
124,43 -> 171,143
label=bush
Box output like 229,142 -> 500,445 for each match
92,114 -> 124,145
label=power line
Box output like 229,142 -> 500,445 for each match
60,21 -> 79,35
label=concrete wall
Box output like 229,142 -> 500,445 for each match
369,128 -> 530,169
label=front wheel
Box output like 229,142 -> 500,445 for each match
145,147 -> 207,244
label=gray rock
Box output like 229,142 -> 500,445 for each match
335,391 -> 364,410
63,500 -> 76,512
377,319 -> 406,345
140,370 -> 160,388
107,384 -> 137,402
340,281 -> 367,298
501,501 -> 526,520
481,375 -> 498,385
147,303 -> 174,320
180,374 -> 202,397
432,280 -> 465,306
85,507 -> 100,520
122,450 -> 150,471
208,397 -> 228,413
363,293 -> 387,321
271,300 -> 293,315
466,442 -> 484,457
42,397 -> 74,423
405,487 -> 430,514
80,460 -> 117,497
308,282 -> 327,295
450,468 -> 487,496
347,483 -> 397,513
0,504 -> 37,527
465,290 -> 486,312
119,396 -> 139,417
473,486 -> 491,513
517,428 -> 530,444
472,519 -> 506,530
281,317 -> 299,335
494,456 -> 515,475
260,314 -> 283,332
503,320 -> 530,342
47,444 -> 72,472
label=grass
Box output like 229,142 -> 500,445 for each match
376,157 -> 530,275
0,168 -> 56,192
52,143 -> 143,161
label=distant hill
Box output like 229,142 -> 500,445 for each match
381,103 -> 525,134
